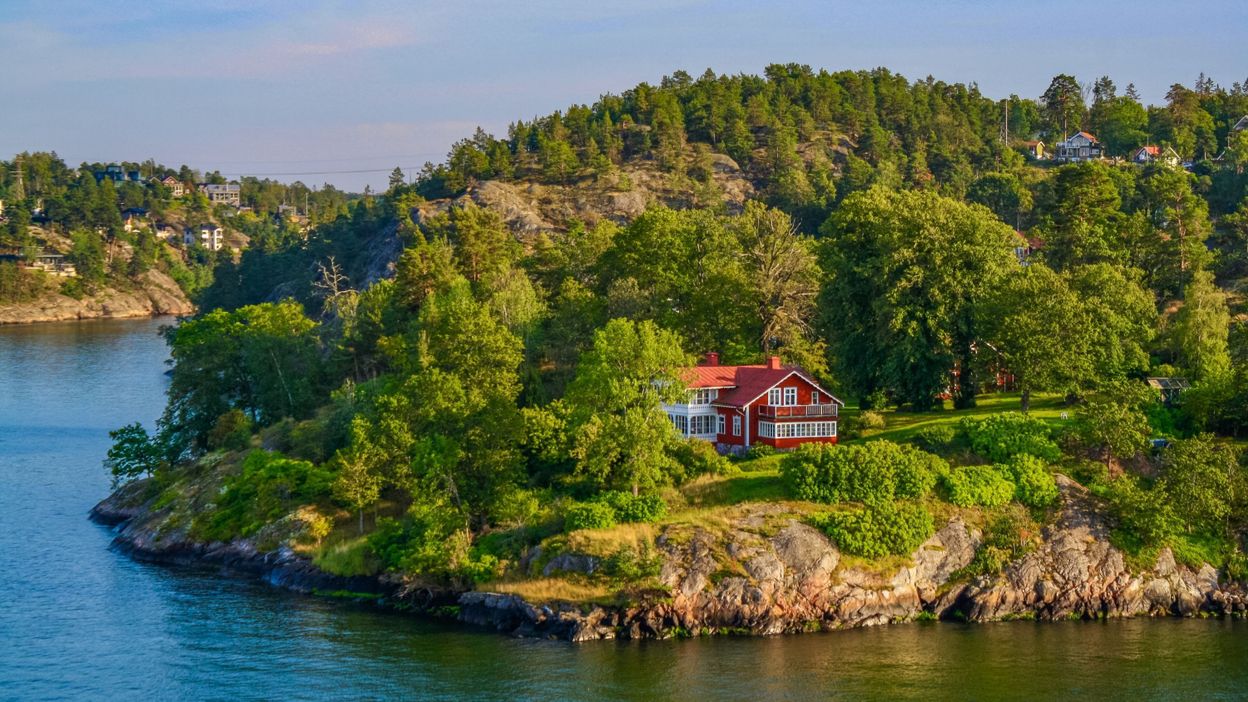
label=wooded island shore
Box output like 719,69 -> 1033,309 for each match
35,63 -> 1245,643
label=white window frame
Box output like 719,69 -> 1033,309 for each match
758,421 -> 775,439
767,388 -> 782,406
717,414 -> 725,435
733,415 -> 742,436
783,387 -> 797,406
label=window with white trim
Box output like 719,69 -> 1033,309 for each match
689,388 -> 718,405
717,414 -> 725,435
669,413 -> 688,434
810,392 -> 821,405
767,388 -> 782,406
689,414 -> 717,435
757,421 -> 837,439
732,415 -> 742,436
783,387 -> 797,406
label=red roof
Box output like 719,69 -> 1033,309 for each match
1069,131 -> 1099,143
1139,145 -> 1160,156
680,356 -> 843,408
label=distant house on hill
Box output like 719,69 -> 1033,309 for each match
1232,115 -> 1248,137
121,207 -> 149,233
93,164 -> 143,184
1020,140 -> 1046,159
663,353 -> 844,453
199,183 -> 241,206
1055,132 -> 1103,162
184,224 -> 225,251
158,175 -> 185,197
154,222 -> 178,241
1132,145 -> 1180,167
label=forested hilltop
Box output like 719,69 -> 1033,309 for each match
97,66 -> 1248,634
0,153 -> 354,322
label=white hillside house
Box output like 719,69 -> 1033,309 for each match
1055,132 -> 1103,162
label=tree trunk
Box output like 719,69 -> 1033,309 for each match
1021,387 -> 1031,413
632,482 -> 639,498
358,509 -> 364,535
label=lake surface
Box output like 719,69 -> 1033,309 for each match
2,318 -> 1248,701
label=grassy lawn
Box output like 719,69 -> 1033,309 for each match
839,391 -> 1074,444
669,392 -> 1077,515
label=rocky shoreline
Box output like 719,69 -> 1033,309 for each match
91,475 -> 1248,642
0,269 -> 193,325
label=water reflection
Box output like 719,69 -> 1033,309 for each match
3,319 -> 1248,701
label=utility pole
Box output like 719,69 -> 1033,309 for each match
13,154 -> 26,201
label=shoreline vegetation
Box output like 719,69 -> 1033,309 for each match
80,63 -> 1247,639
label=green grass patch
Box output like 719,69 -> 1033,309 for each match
313,534 -> 380,577
840,392 -> 1070,445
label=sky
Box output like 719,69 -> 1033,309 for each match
2,0 -> 1246,192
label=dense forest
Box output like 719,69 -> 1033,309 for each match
0,153 -> 355,304
103,66 -> 1248,592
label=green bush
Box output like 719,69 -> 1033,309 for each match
199,450 -> 334,539
780,440 -> 943,503
960,413 -> 1061,463
368,504 -> 501,584
744,444 -> 777,460
958,508 -> 1036,577
671,438 -> 733,478
563,502 -> 617,531
208,409 -> 253,451
1099,476 -> 1180,546
856,410 -> 886,431
913,424 -> 957,453
1000,454 -> 1059,508
599,545 -> 663,583
811,501 -> 934,559
940,465 -> 1015,508
597,491 -> 667,523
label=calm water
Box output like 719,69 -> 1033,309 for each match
2,318 -> 1248,701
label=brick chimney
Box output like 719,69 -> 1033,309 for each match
767,355 -> 782,370
704,352 -> 720,366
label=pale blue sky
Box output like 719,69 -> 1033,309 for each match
2,0 -> 1245,191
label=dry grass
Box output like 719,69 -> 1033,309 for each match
566,522 -> 659,557
485,577 -> 617,604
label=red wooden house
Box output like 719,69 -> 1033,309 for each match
664,353 -> 844,452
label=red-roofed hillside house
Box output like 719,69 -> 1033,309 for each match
665,353 -> 844,452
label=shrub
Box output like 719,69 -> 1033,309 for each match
780,441 -> 944,503
368,503 -> 500,584
199,450 -> 334,540
856,410 -> 886,431
913,424 -> 957,453
208,409 -> 253,451
1001,455 -> 1059,508
940,465 -> 1015,508
563,502 -> 617,531
599,544 -> 663,583
811,501 -> 934,559
960,413 -> 1061,463
744,444 -> 776,460
671,438 -> 733,478
959,507 -> 1036,577
1100,476 -> 1180,546
597,491 -> 667,523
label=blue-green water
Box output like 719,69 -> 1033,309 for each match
2,318 -> 1248,701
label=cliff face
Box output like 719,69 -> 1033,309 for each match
0,269 -> 194,324
93,473 -> 1248,642
461,477 -> 1248,641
